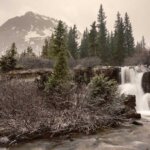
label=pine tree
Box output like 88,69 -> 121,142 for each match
79,28 -> 89,58
141,36 -> 146,50
41,39 -> 49,58
113,12 -> 125,65
109,32 -> 115,63
52,20 -> 69,81
89,21 -> 98,56
124,13 -> 135,57
26,46 -> 35,57
0,43 -> 17,72
97,4 -> 108,64
67,25 -> 79,59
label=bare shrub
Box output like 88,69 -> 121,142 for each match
0,77 -> 125,143
17,56 -> 53,69
124,50 -> 150,66
76,57 -> 101,68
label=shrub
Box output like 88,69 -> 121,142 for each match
17,56 -> 53,69
88,75 -> 117,106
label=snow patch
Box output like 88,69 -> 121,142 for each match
30,41 -> 35,45
25,31 -> 41,42
42,16 -> 49,20
12,26 -> 16,30
43,28 -> 53,36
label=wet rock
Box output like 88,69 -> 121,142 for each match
132,121 -> 143,126
126,112 -> 141,119
142,72 -> 150,93
124,95 -> 136,109
0,137 -> 9,146
124,95 -> 141,119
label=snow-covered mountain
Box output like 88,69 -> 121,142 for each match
0,12 -> 72,55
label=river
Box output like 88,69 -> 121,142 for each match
1,118 -> 148,150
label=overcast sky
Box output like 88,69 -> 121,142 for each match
0,0 -> 150,44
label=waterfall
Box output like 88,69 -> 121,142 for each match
119,66 -> 150,117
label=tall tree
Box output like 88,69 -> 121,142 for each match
113,12 -> 125,65
79,28 -> 89,58
0,43 -> 17,72
124,12 -> 135,57
41,39 -> 49,58
52,20 -> 69,81
97,4 -> 108,63
67,25 -> 78,59
89,21 -> 98,56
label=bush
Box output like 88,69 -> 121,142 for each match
88,75 -> 117,106
17,56 -> 53,69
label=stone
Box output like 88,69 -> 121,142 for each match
142,72 -> 150,93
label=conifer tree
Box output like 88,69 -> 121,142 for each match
89,21 -> 98,56
113,12 -> 125,65
79,28 -> 89,58
67,25 -> 78,59
52,20 -> 69,81
26,46 -> 35,57
124,12 -> 135,56
97,4 -> 108,63
41,39 -> 49,58
0,43 -> 17,72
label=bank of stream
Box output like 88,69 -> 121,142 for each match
3,118 -> 149,150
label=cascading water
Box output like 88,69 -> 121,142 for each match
119,66 -> 150,117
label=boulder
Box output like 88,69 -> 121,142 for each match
142,72 -> 150,93
124,95 -> 141,119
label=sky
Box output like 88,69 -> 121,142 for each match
0,0 -> 150,45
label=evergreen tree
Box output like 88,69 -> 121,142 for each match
97,4 -> 108,63
113,12 -> 125,65
48,34 -> 55,58
106,32 -> 113,63
41,39 -> 49,58
26,46 -> 35,57
67,25 -> 78,59
89,21 -> 98,56
79,28 -> 89,58
141,36 -> 146,50
52,20 -> 69,81
0,43 -> 17,72
109,32 -> 115,63
124,12 -> 135,56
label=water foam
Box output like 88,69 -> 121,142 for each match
119,66 -> 150,117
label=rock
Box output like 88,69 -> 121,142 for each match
142,72 -> 150,93
124,95 -> 136,109
126,112 -> 141,119
124,95 -> 141,119
132,120 -> 143,126
0,137 -> 9,145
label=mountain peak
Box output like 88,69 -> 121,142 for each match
25,11 -> 36,17
25,11 -> 35,15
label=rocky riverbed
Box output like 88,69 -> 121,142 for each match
1,118 -> 148,150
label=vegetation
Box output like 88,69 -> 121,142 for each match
0,6 -> 142,146
46,20 -> 70,91
0,43 -> 17,72
67,25 -> 79,59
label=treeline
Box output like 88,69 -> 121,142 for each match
0,4 -> 149,71
41,4 -> 135,66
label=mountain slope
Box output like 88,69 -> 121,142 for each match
0,12 -> 60,55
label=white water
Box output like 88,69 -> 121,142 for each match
119,66 -> 150,118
